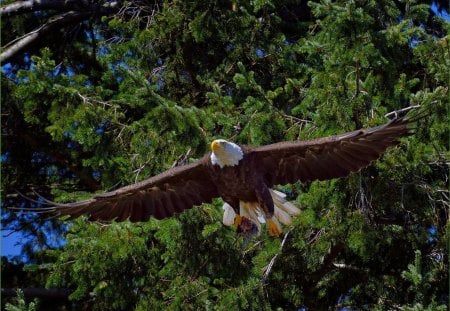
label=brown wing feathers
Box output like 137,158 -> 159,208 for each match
255,115 -> 414,187
41,158 -> 218,222
13,112 -> 419,223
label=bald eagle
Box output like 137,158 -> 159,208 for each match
32,114 -> 418,237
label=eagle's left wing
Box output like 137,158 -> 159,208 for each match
28,156 -> 218,222
249,116 -> 415,187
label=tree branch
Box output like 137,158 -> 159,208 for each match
1,11 -> 90,64
384,105 -> 421,119
261,229 -> 291,283
0,0 -> 120,17
1,1 -> 122,64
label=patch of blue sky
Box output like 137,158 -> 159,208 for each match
31,151 -> 49,164
54,64 -> 62,76
64,130 -> 74,138
427,225 -> 438,244
2,62 -> 13,77
66,66 -> 76,77
255,47 -> 265,58
92,171 -> 101,179
431,2 -> 450,20
97,120 -> 110,133
1,230 -> 26,260
97,45 -> 110,56
67,141 -> 78,149
2,221 -> 68,261
1,151 -> 11,163
85,28 -> 104,41
336,289 -> 354,310
38,166 -> 58,176
156,78 -> 165,90
23,54 -> 30,63
108,61 -> 133,83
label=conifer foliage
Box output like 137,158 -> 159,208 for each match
1,0 -> 448,309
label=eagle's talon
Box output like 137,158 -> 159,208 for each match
234,214 -> 242,227
268,218 -> 282,237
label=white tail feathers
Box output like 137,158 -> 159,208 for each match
270,189 -> 301,216
271,189 -> 287,198
274,204 -> 292,225
221,189 -> 301,236
222,203 -> 236,226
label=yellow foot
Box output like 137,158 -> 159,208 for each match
234,214 -> 242,227
268,218 -> 282,237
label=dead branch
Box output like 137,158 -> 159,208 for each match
279,112 -> 315,125
171,148 -> 192,168
0,0 -> 120,17
384,105 -> 421,119
1,1 -> 122,64
332,262 -> 366,273
1,11 -> 90,64
261,229 -> 291,283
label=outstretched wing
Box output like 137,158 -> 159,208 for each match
42,156 -> 218,222
250,116 -> 415,187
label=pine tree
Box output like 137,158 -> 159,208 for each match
2,0 -> 448,309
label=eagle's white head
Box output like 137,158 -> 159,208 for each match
210,139 -> 244,168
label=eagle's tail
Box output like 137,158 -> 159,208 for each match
221,189 -> 300,237
269,190 -> 301,236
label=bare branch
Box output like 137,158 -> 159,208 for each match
171,148 -> 192,168
1,1 -> 123,63
0,0 -> 121,17
384,105 -> 421,119
332,262 -> 366,273
1,11 -> 89,64
261,229 -> 291,283
279,112 -> 315,125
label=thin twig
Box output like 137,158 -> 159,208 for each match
243,239 -> 265,256
307,228 -> 324,245
384,105 -> 421,118
279,112 -> 315,125
171,148 -> 192,168
76,91 -> 113,107
261,229 -> 291,283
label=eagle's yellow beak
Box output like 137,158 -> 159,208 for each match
211,140 -> 221,152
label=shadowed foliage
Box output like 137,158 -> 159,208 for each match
1,0 -> 448,310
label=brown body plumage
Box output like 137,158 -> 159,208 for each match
27,114 -> 418,236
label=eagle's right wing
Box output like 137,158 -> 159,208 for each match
26,156 -> 218,222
